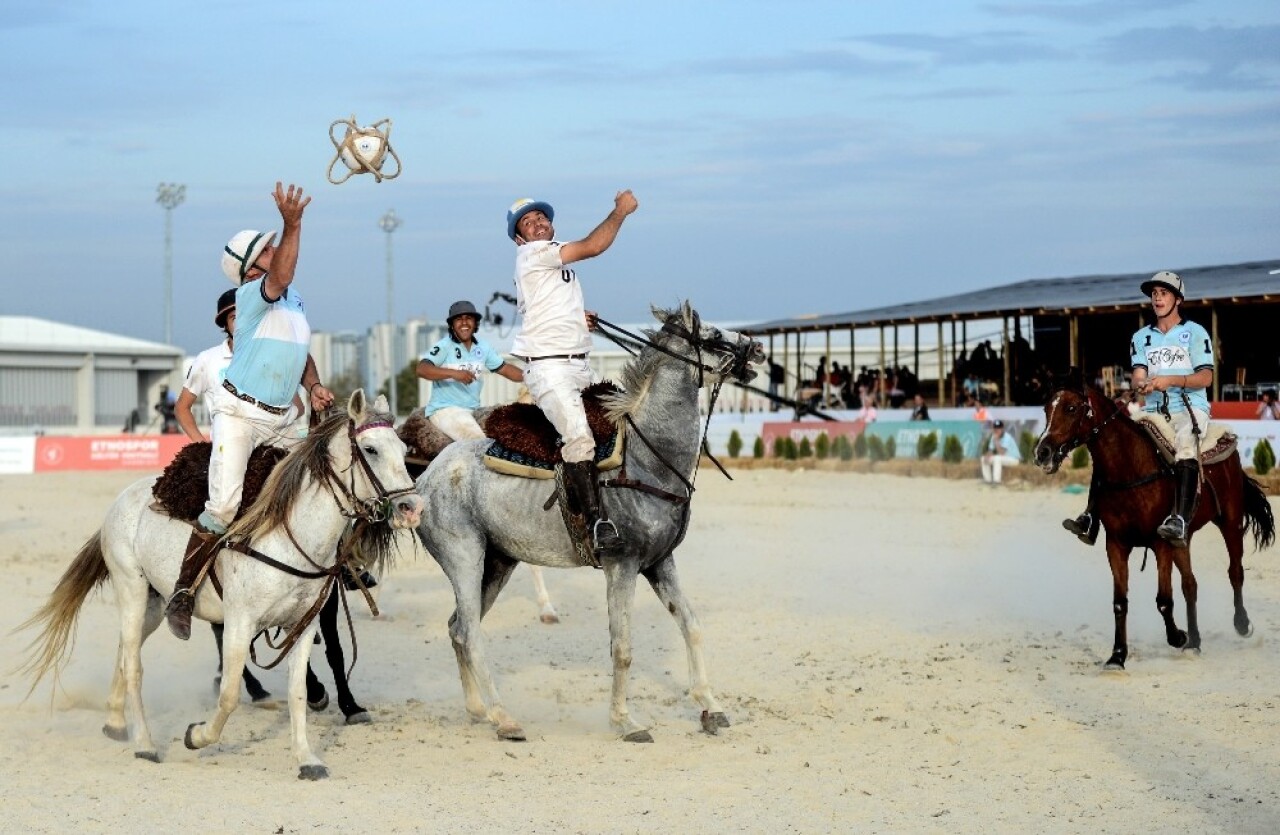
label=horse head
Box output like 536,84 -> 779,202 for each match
652,301 -> 765,386
336,389 -> 424,529
1032,370 -> 1103,474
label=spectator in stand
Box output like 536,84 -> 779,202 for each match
1256,390 -> 1280,420
858,392 -> 878,423
910,393 -> 930,421
973,400 -> 989,422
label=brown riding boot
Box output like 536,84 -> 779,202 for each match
165,524 -> 220,640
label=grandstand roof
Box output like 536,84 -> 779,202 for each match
0,316 -> 182,356
740,259 -> 1280,335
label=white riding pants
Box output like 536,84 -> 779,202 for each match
200,384 -> 303,534
522,357 -> 595,463
981,455 -> 1019,484
1169,407 -> 1210,461
428,406 -> 485,441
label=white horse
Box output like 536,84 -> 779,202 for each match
415,302 -> 763,741
17,391 -> 423,780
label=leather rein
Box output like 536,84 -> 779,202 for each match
1053,389 -> 1173,494
223,416 -> 414,672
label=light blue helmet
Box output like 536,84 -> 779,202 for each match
506,198 -> 554,241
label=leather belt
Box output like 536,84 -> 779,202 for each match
517,353 -> 588,362
222,379 -> 290,416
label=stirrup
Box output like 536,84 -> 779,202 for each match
592,519 -> 623,553
1156,514 -> 1187,546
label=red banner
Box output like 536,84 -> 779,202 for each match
760,420 -> 865,456
33,435 -> 191,472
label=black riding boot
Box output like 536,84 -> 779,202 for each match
165,523 -> 220,641
1156,460 -> 1199,548
563,460 -> 623,561
1062,476 -> 1101,546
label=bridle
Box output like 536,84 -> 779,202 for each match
1044,387 -> 1128,467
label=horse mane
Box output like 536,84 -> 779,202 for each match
226,410 -> 358,544
598,303 -> 693,423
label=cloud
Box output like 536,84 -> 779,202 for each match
982,0 -> 1193,25
1096,24 -> 1280,91
846,31 -> 1072,66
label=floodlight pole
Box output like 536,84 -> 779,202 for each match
156,183 -> 186,345
378,209 -> 403,417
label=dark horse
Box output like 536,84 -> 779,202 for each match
1033,379 -> 1274,669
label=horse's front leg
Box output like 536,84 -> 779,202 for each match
528,565 -> 560,624
642,554 -> 729,733
604,561 -> 649,742
287,621 -> 329,779
184,616 -> 253,754
1153,543 -> 1188,650
1169,544 -> 1200,653
1104,540 -> 1131,670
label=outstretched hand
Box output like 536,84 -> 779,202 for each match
273,182 -> 312,225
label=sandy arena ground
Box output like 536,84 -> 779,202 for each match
2,467 -> 1280,834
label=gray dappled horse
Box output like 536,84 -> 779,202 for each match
17,392 -> 423,780
415,302 -> 763,742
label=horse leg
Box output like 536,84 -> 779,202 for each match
1104,541 -> 1131,670
211,622 -> 272,703
287,622 -> 329,780
1169,545 -> 1201,653
318,589 -> 370,724
113,578 -> 161,759
642,555 -> 729,732
1217,495 -> 1253,637
529,564 -> 560,624
184,617 -> 252,754
604,561 -> 650,742
445,547 -> 523,740
447,610 -> 489,724
1153,544 -> 1188,650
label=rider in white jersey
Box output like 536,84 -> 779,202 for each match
506,191 -> 638,560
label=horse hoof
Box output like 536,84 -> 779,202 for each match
700,711 -> 719,735
711,712 -> 731,729
249,688 -> 273,703
298,764 -> 329,781
539,613 -> 561,625
1238,621 -> 1254,638
184,722 -> 205,750
1170,631 -> 1188,649
345,711 -> 373,726
623,729 -> 654,743
102,724 -> 128,742
134,750 -> 160,763
1181,645 -> 1202,657
1102,660 -> 1126,672
308,693 -> 330,712
497,724 -> 527,742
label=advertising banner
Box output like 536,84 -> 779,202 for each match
33,435 -> 190,473
0,437 -> 37,474
760,420 -> 865,454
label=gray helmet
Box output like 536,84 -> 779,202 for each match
447,300 -> 480,323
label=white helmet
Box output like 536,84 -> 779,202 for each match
221,229 -> 277,286
1140,270 -> 1185,299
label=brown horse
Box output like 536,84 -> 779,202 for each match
1033,380 -> 1274,670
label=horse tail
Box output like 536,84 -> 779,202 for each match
11,530 -> 111,694
1241,475 -> 1276,552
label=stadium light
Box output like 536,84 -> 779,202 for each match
378,208 -> 403,417
156,183 -> 186,345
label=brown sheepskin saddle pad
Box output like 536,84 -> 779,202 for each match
482,382 -> 624,478
151,442 -> 288,523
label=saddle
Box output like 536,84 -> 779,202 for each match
482,382 -> 625,479
397,382 -> 626,481
150,442 -> 288,523
1128,405 -> 1237,467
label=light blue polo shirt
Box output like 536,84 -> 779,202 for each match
1129,318 -> 1214,414
224,281 -> 310,408
422,335 -> 505,417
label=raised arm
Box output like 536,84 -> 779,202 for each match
264,182 -> 311,300
559,190 -> 638,265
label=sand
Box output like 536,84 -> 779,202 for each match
2,468 -> 1279,834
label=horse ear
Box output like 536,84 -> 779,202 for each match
371,394 -> 391,416
347,389 -> 368,420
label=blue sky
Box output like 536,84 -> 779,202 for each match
3,0 -> 1277,354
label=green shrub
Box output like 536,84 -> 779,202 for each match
783,437 -> 798,460
941,434 -> 964,463
773,436 -> 785,459
885,437 -> 897,459
853,432 -> 868,459
814,433 -> 830,460
1070,446 -> 1090,469
753,437 -> 765,459
867,434 -> 888,462
1254,438 -> 1275,475
916,431 -> 939,460
727,429 -> 743,459
798,437 -> 813,458
835,435 -> 853,461
1018,430 -> 1036,463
